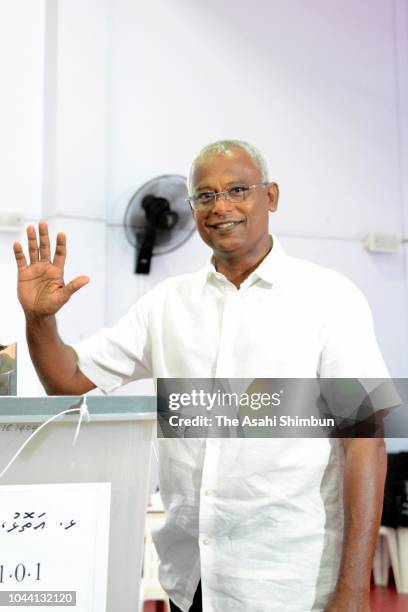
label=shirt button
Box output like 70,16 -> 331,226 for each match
204,489 -> 212,496
202,538 -> 210,545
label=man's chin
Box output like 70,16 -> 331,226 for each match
211,238 -> 245,255
199,231 -> 246,255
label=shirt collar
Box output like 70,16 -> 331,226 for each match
199,235 -> 287,288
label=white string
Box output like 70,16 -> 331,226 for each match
0,397 -> 91,481
151,442 -> 159,463
73,396 -> 90,446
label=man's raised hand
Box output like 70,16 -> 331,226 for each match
13,222 -> 90,318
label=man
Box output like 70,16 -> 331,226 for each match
14,140 -> 388,611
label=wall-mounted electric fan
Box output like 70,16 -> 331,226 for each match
124,174 -> 195,274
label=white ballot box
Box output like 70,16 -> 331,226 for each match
0,396 -> 156,612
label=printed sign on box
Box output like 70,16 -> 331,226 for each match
0,483 -> 111,610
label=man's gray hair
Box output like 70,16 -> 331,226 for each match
187,139 -> 269,194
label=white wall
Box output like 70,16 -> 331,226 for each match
107,0 -> 401,233
42,0 -> 109,220
0,0 -> 45,218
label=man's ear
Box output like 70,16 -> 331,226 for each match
267,182 -> 279,213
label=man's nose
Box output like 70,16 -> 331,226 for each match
212,193 -> 234,213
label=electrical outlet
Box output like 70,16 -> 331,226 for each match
0,212 -> 24,232
364,233 -> 400,253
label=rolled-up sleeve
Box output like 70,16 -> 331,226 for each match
70,293 -> 153,394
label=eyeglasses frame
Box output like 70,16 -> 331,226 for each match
186,181 -> 270,211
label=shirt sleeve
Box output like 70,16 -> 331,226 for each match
318,275 -> 389,379
70,292 -> 153,394
318,275 -> 401,425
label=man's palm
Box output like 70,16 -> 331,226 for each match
14,223 -> 89,318
18,260 -> 71,316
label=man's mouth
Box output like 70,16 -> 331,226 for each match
206,220 -> 244,230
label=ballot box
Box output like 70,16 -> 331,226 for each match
0,396 -> 156,611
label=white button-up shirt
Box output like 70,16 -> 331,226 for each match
72,238 -> 388,612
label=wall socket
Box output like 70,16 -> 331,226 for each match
363,233 -> 400,253
0,212 -> 24,232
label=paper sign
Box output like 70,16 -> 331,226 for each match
0,483 -> 111,611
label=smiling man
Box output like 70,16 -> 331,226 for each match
189,144 -> 278,289
14,140 -> 389,612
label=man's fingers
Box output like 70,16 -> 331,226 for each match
63,276 -> 90,299
13,242 -> 28,269
38,221 -> 51,261
26,225 -> 39,264
53,232 -> 67,269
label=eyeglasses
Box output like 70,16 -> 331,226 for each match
186,182 -> 269,211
